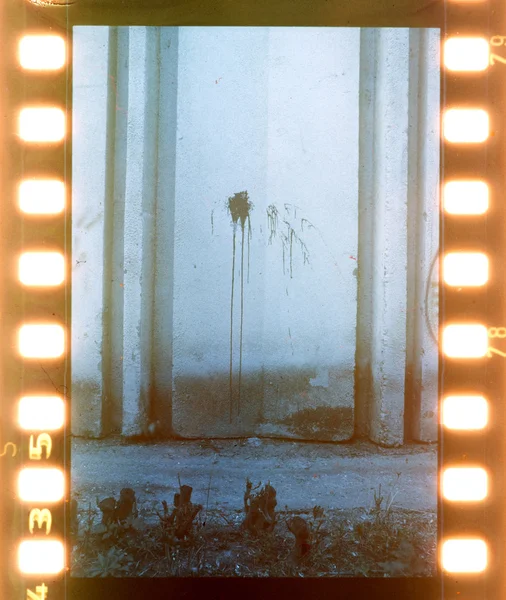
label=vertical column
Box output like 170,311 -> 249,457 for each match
151,27 -> 179,435
355,28 -> 378,439
405,28 -> 422,442
103,27 -> 129,434
411,28 -> 440,442
121,27 -> 158,436
71,27 -> 110,437
369,29 -> 410,446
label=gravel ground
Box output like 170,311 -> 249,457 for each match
71,437 -> 437,517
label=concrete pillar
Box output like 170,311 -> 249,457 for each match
369,29 -> 410,446
417,29 -> 439,443
72,27 -> 178,438
151,27 -> 179,436
102,27 -> 129,434
356,27 -> 438,445
405,28 -> 440,442
71,27 -> 110,437
121,27 -> 158,436
355,28 -> 378,440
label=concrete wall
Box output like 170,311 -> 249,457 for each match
72,26 -> 440,446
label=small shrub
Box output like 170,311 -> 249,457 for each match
88,547 -> 133,577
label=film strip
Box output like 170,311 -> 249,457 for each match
440,0 -> 506,598
1,2 -> 70,599
1,0 -> 505,598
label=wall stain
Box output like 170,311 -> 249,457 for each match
288,327 -> 294,356
282,406 -> 354,441
227,191 -> 253,422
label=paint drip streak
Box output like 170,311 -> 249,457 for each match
229,227 -> 236,423
247,219 -> 251,284
227,191 -> 253,421
290,228 -> 294,279
238,226 -> 245,413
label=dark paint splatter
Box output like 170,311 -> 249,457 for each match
227,191 -> 253,420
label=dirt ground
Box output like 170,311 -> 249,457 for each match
71,438 -> 437,578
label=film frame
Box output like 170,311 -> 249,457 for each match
1,0 -> 505,598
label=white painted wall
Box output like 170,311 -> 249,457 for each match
171,27 -> 359,437
71,26 -> 109,436
72,26 -> 439,445
262,28 -> 359,424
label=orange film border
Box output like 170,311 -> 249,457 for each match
1,0 -> 506,599
441,1 -> 506,598
1,1 -> 70,600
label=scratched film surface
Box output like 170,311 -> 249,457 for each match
70,26 -> 440,577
